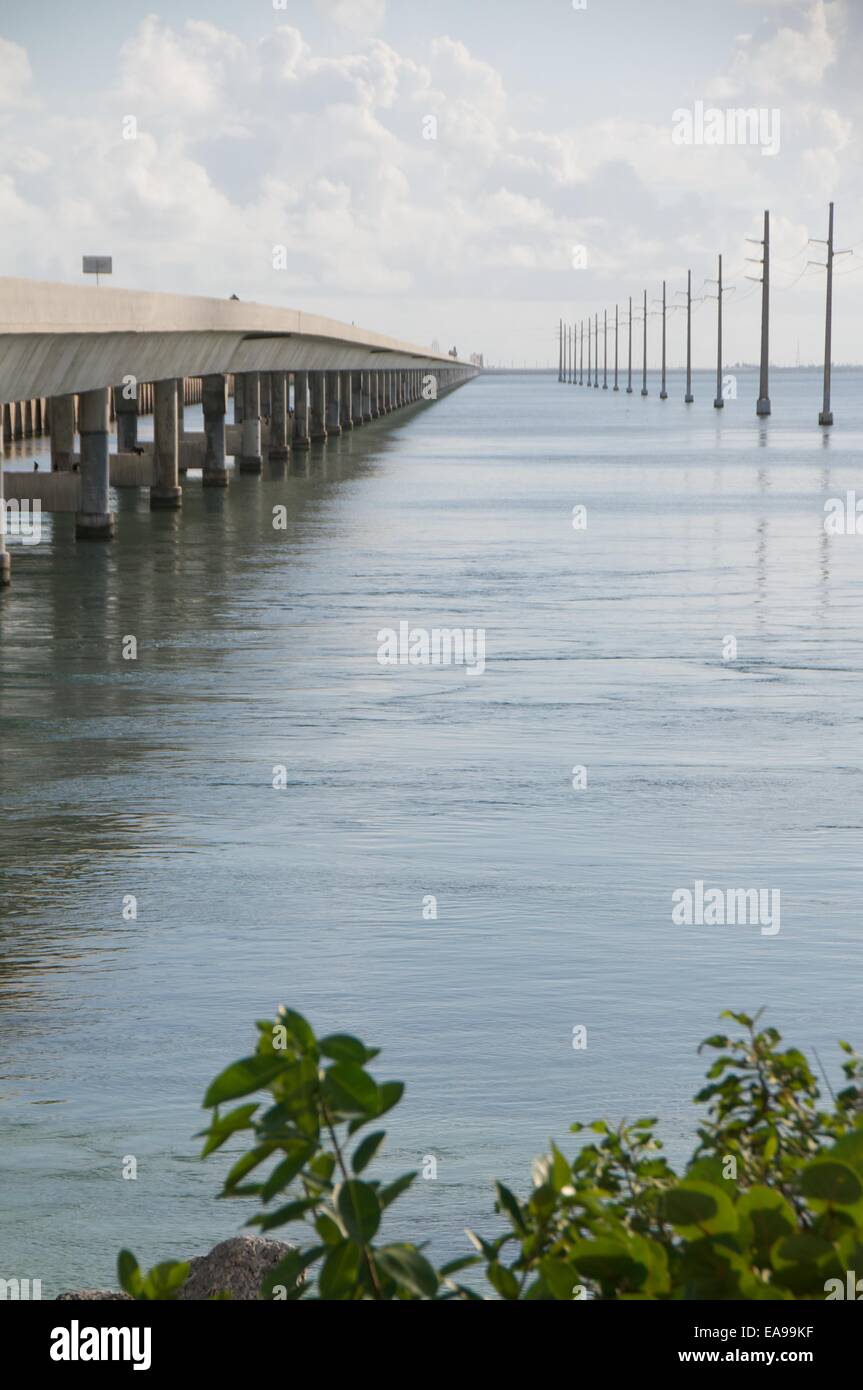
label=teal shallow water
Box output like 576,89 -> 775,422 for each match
1,368 -> 861,1293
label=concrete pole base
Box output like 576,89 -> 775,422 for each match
310,432 -> 328,443
203,470 -> 229,487
756,398 -> 771,417
818,411 -> 833,426
293,437 -> 311,450
237,457 -> 263,473
342,420 -> 354,431
660,391 -> 668,400
713,399 -> 724,410
685,394 -> 694,403
602,384 -> 608,391
363,413 -> 373,423
626,387 -> 633,394
327,425 -> 342,436
613,385 -> 619,392
640,389 -> 648,397
150,487 -> 182,509
0,551 -> 10,584
75,512 -> 115,538
267,448 -> 290,462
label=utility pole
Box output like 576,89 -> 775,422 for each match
705,255 -> 734,409
715,254 -> 723,408
613,304 -> 619,391
684,270 -> 693,402
809,203 -> 849,426
579,319 -> 584,385
558,318 -> 563,382
603,309 -> 608,388
641,289 -> 648,396
627,295 -> 633,394
572,323 -> 577,384
594,312 -> 599,386
587,314 -> 592,387
664,276 -> 669,397
746,210 -> 771,417
820,202 -> 834,426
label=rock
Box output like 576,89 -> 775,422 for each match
57,1235 -> 294,1301
56,1290 -> 133,1301
178,1236 -> 294,1301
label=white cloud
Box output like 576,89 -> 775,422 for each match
0,0 -> 859,363
0,35 -> 33,108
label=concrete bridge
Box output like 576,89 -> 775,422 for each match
0,279 -> 478,584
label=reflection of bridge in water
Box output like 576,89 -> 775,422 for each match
0,278 -> 478,583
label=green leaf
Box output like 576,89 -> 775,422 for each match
324,1063 -> 380,1116
661,1182 -> 738,1238
260,1142 -> 314,1201
199,1103 -> 260,1158
203,1055 -> 287,1107
248,1196 -> 319,1231
550,1143 -> 571,1192
772,1233 -> 836,1269
117,1250 -> 143,1298
141,1261 -> 190,1300
261,1247 -> 325,1300
273,1008 -> 317,1051
495,1181 -> 527,1234
336,1179 -> 381,1244
376,1245 -> 439,1299
570,1238 -> 647,1288
315,1212 -> 344,1246
801,1160 -> 863,1207
439,1254 -> 482,1277
539,1256 -> 579,1300
379,1170 -> 417,1208
318,1240 -> 361,1300
319,1034 -> 379,1064
487,1262 -> 520,1300
351,1130 -> 386,1174
737,1187 -> 797,1256
223,1142 -> 279,1193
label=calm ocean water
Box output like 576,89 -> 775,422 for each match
1,367 -> 861,1294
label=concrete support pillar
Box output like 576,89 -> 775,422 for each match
0,411 -> 9,584
361,371 -> 373,423
151,379 -> 182,509
238,372 -> 262,473
351,372 -> 363,426
293,372 -> 311,448
339,371 -> 353,430
76,387 -> 114,538
176,378 -> 186,440
260,373 -> 271,421
50,394 -> 76,471
309,372 -> 327,442
233,373 -> 244,425
115,384 -> 138,453
325,372 -> 342,436
268,371 -> 289,461
202,374 -> 229,487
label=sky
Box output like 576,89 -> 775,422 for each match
1,0 -> 862,366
